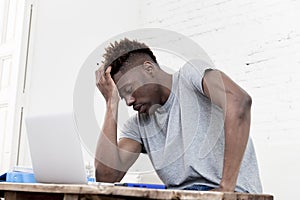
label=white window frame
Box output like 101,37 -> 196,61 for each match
0,0 -> 36,172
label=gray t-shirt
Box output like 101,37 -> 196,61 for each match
120,60 -> 262,193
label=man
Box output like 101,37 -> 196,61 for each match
94,38 -> 262,193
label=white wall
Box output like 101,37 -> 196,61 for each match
139,0 -> 300,199
26,0 -> 140,115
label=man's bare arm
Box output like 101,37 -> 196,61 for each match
94,66 -> 141,182
202,69 -> 252,192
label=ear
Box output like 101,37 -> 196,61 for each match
143,61 -> 154,74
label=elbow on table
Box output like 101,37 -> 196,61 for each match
94,161 -> 122,183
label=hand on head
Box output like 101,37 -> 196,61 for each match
95,64 -> 120,103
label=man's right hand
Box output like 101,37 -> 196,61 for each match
95,65 -> 120,104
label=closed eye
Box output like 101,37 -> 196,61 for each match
118,84 -> 133,100
125,85 -> 133,94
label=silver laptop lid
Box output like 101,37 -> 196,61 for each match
25,112 -> 87,184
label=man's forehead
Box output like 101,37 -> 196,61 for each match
114,71 -> 129,88
113,66 -> 142,88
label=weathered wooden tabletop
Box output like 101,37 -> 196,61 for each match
0,182 -> 273,200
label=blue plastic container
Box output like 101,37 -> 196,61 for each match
6,171 -> 36,183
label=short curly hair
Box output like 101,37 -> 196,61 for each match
102,38 -> 158,79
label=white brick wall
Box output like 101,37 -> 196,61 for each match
138,0 -> 300,199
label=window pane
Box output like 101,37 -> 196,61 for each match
0,105 -> 8,170
0,57 -> 12,89
5,0 -> 17,42
0,0 -> 6,43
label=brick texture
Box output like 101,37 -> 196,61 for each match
137,0 -> 300,198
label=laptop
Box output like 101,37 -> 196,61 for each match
25,112 -> 87,184
25,112 -> 166,189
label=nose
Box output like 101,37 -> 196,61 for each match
125,95 -> 136,106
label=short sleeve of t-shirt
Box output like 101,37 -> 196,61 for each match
119,115 -> 142,144
180,59 -> 215,95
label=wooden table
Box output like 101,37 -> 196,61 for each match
0,182 -> 273,200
